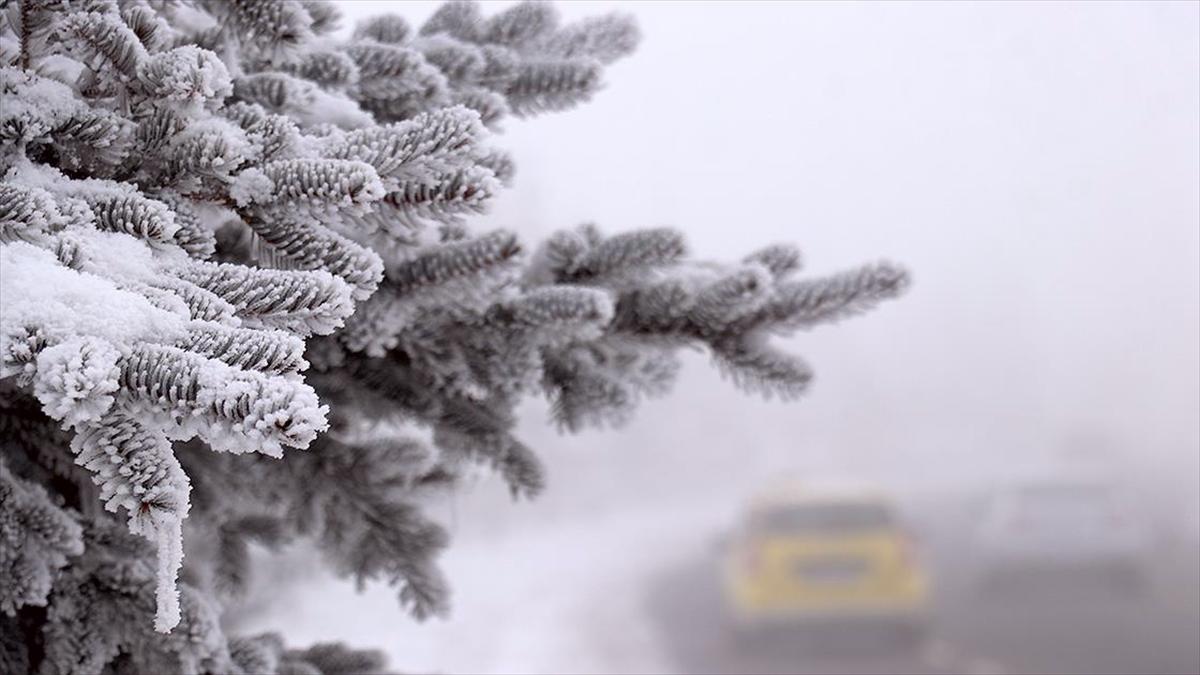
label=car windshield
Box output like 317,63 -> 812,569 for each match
754,502 -> 894,534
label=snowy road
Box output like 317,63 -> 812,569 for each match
251,495 -> 1200,675
644,551 -> 1200,675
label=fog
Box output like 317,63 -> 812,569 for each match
244,3 -> 1200,673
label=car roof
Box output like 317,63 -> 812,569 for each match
748,480 -> 890,510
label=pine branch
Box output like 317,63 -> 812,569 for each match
119,2 -> 177,53
418,35 -> 486,84
299,1 -> 342,36
0,183 -> 68,246
346,43 -> 451,122
155,193 -> 217,260
82,192 -> 180,249
70,409 -> 189,632
243,213 -> 383,301
0,460 -> 85,616
17,0 -> 31,70
323,106 -> 485,188
365,164 -> 498,230
0,1 -> 910,664
117,343 -> 329,455
40,520 -> 227,671
150,277 -> 240,325
480,1 -> 559,48
233,72 -> 316,115
136,46 -> 231,105
711,335 -> 813,400
179,322 -> 309,375
210,0 -> 315,66
176,260 -> 356,335
56,11 -> 148,82
386,229 -> 520,295
284,642 -> 388,675
222,102 -> 303,162
739,261 -> 909,331
561,226 -> 687,283
287,437 -> 452,621
504,58 -> 603,116
538,12 -> 641,64
283,50 -> 359,89
232,158 -> 384,208
354,14 -> 412,45
743,243 -> 802,279
420,1 -> 484,43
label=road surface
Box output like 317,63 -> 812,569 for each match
643,546 -> 1200,675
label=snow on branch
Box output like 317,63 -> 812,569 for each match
71,409 -> 190,632
0,459 -> 85,616
0,1 -> 906,668
175,260 -> 356,335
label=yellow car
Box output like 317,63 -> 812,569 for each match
721,483 -> 929,645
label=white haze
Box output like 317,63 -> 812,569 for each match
248,2 -> 1200,672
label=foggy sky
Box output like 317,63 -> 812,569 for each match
336,1 -> 1200,490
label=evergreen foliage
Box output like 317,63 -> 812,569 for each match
0,1 -> 906,672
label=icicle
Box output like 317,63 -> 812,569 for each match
150,515 -> 184,633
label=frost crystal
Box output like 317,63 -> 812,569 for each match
137,46 -> 233,104
33,337 -> 121,427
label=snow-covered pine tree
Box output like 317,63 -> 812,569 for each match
0,1 -> 908,672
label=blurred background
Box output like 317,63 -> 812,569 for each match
239,2 -> 1200,673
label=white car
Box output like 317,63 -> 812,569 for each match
973,480 -> 1149,592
